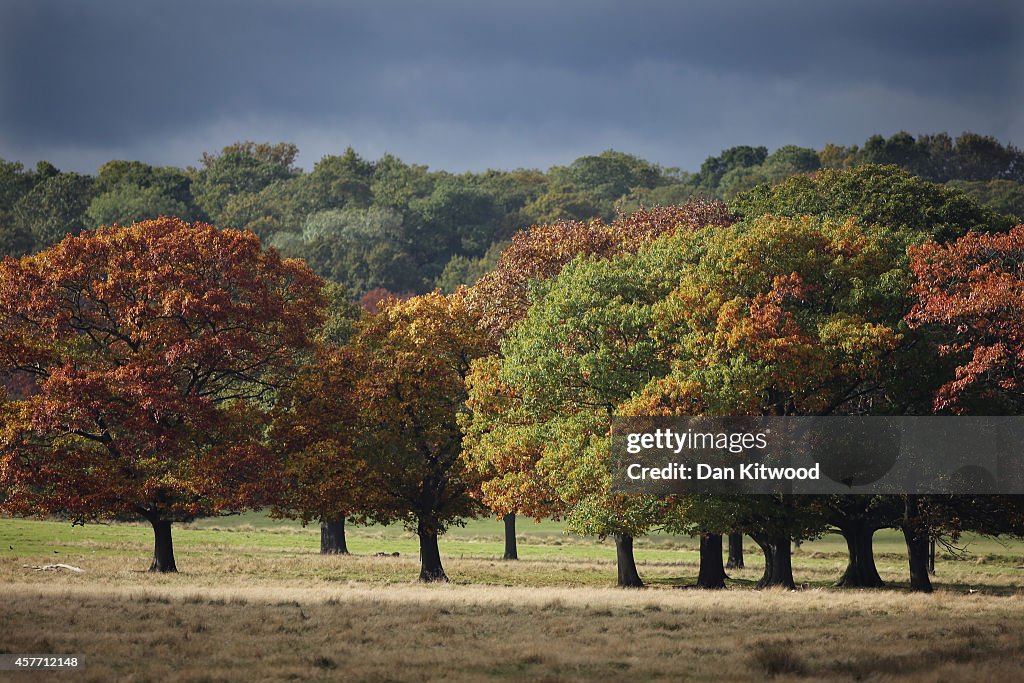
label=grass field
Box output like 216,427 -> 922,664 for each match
2,513 -> 1024,681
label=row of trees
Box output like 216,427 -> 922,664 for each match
458,166 -> 1024,592
2,164 -> 1024,589
3,133 -> 1022,299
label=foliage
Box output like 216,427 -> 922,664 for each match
435,241 -> 508,293
0,160 -> 40,256
12,172 -> 95,248
521,189 -> 605,224
468,201 -> 734,341
216,180 -> 307,240
192,142 -> 299,225
635,215 -> 906,416
465,251 -> 678,537
346,290 -> 491,538
907,224 -> 1024,412
946,179 -> 1024,222
8,131 -> 1020,299
0,224 -> 34,258
698,145 -> 768,192
731,164 -> 1012,243
317,281 -> 362,346
819,132 -> 1024,184
547,151 -> 671,212
615,179 -> 699,215
461,355 -> 562,519
86,184 -> 192,229
410,177 -> 508,259
270,346 -> 382,526
0,218 -> 326,526
298,148 -> 374,212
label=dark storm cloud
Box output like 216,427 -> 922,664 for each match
0,0 -> 1021,172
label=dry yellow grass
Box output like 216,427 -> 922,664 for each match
4,517 -> 1024,681
3,551 -> 1024,682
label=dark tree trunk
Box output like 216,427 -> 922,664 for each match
415,524 -> 448,581
502,513 -> 518,560
148,518 -> 177,573
615,534 -> 643,588
417,522 -> 448,583
836,521 -> 884,588
754,535 -> 774,586
753,534 -> 795,589
768,537 -> 795,590
902,496 -> 933,593
726,533 -> 744,569
928,538 -> 936,576
696,533 -> 726,589
903,527 -> 933,592
320,517 -> 349,554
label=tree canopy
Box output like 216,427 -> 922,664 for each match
0,217 -> 326,572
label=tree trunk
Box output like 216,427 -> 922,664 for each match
615,534 -> 643,588
696,533 -> 726,589
928,538 -> 936,576
836,521 -> 884,588
320,517 -> 349,554
148,518 -> 177,573
417,522 -> 448,583
726,533 -> 744,569
753,534 -> 795,589
754,535 -> 774,585
502,513 -> 518,561
902,496 -> 933,593
768,537 -> 796,590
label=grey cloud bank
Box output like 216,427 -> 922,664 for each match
1,0 -> 1021,173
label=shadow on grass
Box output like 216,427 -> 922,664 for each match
646,573 -> 1024,596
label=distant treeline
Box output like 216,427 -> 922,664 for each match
2,132 -> 1022,300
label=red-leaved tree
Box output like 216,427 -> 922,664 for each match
907,224 -> 1024,413
0,218 -> 325,572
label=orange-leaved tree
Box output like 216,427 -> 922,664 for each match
269,345 -> 380,554
907,224 -> 1024,413
0,217 -> 325,572
350,289 -> 490,581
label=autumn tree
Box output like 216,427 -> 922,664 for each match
271,347 -> 376,555
884,221 -> 1024,588
0,217 -> 325,572
463,202 -> 732,583
730,164 -> 1017,588
270,282 -> 363,554
465,251 -> 678,586
625,214 -> 910,588
350,290 -> 491,581
907,224 -> 1024,413
461,355 -> 561,562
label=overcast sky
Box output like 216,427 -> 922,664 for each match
1,0 -> 1022,174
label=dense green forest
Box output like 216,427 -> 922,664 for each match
2,131 -> 1022,303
